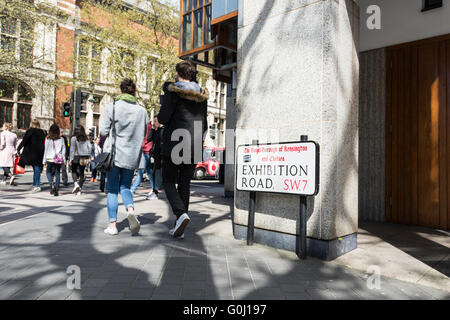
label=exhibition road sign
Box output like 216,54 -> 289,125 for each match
236,141 -> 320,196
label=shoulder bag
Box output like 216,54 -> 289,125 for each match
53,139 -> 63,164
95,102 -> 116,173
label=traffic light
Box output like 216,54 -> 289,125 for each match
62,102 -> 71,117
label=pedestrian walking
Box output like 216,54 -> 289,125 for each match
16,119 -> 46,192
99,78 -> 148,236
0,123 -> 18,186
60,129 -> 70,187
148,116 -> 163,197
90,137 -> 101,182
130,120 -> 156,199
158,61 -> 208,238
43,124 -> 66,196
98,135 -> 107,193
69,125 -> 91,195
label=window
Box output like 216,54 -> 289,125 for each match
422,0 -> 443,11
0,79 -> 33,129
77,39 -> 102,82
215,81 -> 225,108
79,93 -> 102,133
181,0 -> 212,53
0,17 -> 34,65
193,9 -> 203,49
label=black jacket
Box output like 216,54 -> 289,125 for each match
157,82 -> 208,162
17,128 -> 46,167
148,127 -> 163,169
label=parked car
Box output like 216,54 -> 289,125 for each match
193,147 -> 225,180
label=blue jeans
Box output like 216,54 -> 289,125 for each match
33,165 -> 42,187
46,162 -> 61,189
131,153 -> 153,193
154,168 -> 162,191
106,166 -> 135,222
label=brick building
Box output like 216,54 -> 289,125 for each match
1,0 -> 226,148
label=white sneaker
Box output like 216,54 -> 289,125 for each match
9,176 -> 15,185
127,213 -> 140,235
104,227 -> 118,235
76,191 -> 81,196
146,192 -> 158,200
0,180 -> 5,185
32,186 -> 41,193
169,228 -> 184,239
171,213 -> 190,238
72,183 -> 80,194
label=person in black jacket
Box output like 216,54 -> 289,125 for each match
157,61 -> 208,239
60,129 -> 70,187
16,119 -> 46,192
147,116 -> 163,197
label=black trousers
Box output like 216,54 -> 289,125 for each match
71,162 -> 86,188
162,156 -> 196,219
3,167 -> 11,180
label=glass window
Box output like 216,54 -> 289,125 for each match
204,5 -> 212,45
79,112 -> 86,128
1,35 -> 16,52
0,79 -> 15,99
20,21 -> 33,40
182,14 -> 192,52
193,9 -> 203,49
1,17 -> 17,36
18,83 -> 32,102
0,101 -> 13,127
17,103 -> 31,129
93,114 -> 100,130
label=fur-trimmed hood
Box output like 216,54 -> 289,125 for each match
167,83 -> 209,103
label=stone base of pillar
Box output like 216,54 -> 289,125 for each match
224,191 -> 234,198
233,224 -> 357,261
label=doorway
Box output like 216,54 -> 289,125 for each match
386,35 -> 450,230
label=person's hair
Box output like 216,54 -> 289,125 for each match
120,78 -> 136,96
29,119 -> 40,129
3,122 -> 12,130
73,125 -> 88,142
48,124 -> 61,140
176,61 -> 196,81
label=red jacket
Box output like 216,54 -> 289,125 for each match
142,122 -> 153,154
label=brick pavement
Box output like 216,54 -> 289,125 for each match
0,173 -> 448,300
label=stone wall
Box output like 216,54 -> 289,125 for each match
359,48 -> 386,222
234,0 -> 360,245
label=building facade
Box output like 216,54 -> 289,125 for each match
178,0 -> 450,260
1,0 -> 227,143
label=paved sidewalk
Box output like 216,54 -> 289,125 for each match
0,173 -> 448,300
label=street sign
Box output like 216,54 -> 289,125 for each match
236,141 -> 319,196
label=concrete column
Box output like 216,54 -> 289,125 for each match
234,0 -> 360,260
224,83 -> 237,198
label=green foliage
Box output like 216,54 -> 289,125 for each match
0,0 -> 182,114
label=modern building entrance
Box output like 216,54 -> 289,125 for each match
386,34 -> 450,230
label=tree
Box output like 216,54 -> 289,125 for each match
0,0 -> 63,93
0,0 -> 181,116
76,0 -> 180,114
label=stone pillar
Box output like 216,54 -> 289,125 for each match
233,0 -> 360,260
